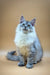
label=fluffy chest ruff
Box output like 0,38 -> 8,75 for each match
14,31 -> 37,56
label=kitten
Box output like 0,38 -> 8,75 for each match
7,16 -> 43,69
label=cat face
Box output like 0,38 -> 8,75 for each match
19,16 -> 36,33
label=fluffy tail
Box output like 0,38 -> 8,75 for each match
6,51 -> 19,61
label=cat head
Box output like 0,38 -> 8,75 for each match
18,16 -> 36,33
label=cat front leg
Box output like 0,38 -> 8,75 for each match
18,55 -> 25,66
26,52 -> 35,69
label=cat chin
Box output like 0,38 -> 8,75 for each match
22,30 -> 28,33
23,30 -> 33,34
20,28 -> 28,33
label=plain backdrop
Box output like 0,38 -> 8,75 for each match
0,1 -> 50,75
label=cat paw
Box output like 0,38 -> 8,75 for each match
26,64 -> 33,69
33,61 -> 37,64
18,62 -> 25,66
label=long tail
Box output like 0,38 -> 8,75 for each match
6,51 -> 19,61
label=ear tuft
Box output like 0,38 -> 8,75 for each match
20,16 -> 25,23
30,18 -> 36,26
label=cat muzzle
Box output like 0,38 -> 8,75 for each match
23,28 -> 28,31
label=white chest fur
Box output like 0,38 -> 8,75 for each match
14,31 -> 37,48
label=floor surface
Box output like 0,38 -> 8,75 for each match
0,52 -> 50,75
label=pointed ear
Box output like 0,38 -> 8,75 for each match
20,16 -> 25,23
30,18 -> 36,26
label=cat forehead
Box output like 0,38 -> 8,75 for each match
26,21 -> 30,24
22,21 -> 31,25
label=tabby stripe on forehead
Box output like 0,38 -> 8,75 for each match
26,21 -> 29,25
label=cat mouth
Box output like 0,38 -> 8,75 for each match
23,29 -> 28,31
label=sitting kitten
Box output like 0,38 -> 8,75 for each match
7,16 -> 43,69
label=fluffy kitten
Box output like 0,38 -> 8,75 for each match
7,16 -> 43,69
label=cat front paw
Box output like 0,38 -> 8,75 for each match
33,61 -> 37,64
26,64 -> 33,69
18,62 -> 25,66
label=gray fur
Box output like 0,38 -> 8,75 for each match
6,51 -> 19,61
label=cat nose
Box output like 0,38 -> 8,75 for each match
25,26 -> 26,29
